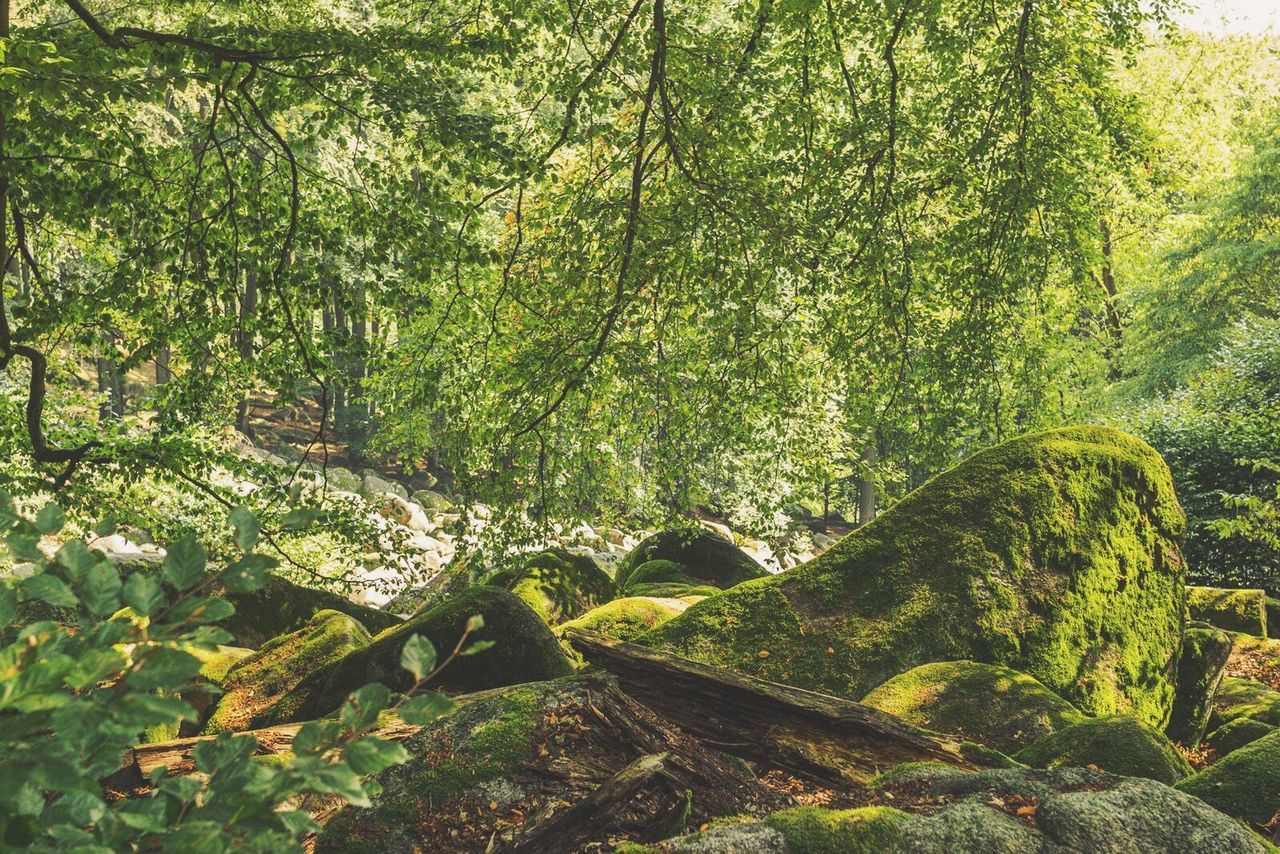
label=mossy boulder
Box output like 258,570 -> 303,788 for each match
627,559 -> 694,588
645,427 -> 1187,726
1165,626 -> 1233,747
763,806 -> 911,853
1206,717 -> 1275,755
217,574 -> 402,648
1186,586 -> 1267,637
556,596 -> 690,643
489,548 -> 616,625
1268,597 -> 1280,639
860,661 -> 1086,753
618,529 -> 768,591
1176,728 -> 1280,825
626,582 -> 720,600
273,587 -> 573,722
876,765 -> 1267,854
1211,677 -> 1280,729
204,610 -> 372,733
1013,715 -> 1192,784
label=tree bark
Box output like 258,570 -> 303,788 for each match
565,629 -> 989,786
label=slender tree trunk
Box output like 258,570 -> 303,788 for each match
856,441 -> 878,527
97,330 -> 125,422
1095,218 -> 1123,381
234,269 -> 259,436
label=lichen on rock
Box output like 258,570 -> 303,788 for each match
644,427 -> 1187,727
860,660 -> 1086,753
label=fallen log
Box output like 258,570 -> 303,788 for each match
516,753 -> 669,854
565,629 -> 993,785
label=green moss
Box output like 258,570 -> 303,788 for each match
204,609 -> 371,733
1176,728 -> 1280,824
1213,677 -> 1280,728
1268,598 -> 1280,639
861,660 -> 1086,753
870,761 -> 956,788
618,530 -> 768,591
191,645 -> 254,685
1165,626 -> 1233,747
1187,586 -> 1267,637
1206,717 -> 1275,755
555,596 -> 688,643
644,427 -> 1187,727
274,587 -> 573,722
763,806 -> 911,854
485,548 -> 616,626
217,574 -> 402,648
1013,715 -> 1193,783
624,582 -> 720,600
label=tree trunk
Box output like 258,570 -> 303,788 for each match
234,269 -> 259,436
1095,218 -> 1123,381
857,441 -> 878,527
564,629 -> 989,786
97,330 -> 125,422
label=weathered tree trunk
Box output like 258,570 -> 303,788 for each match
565,630 -> 988,786
234,268 -> 259,436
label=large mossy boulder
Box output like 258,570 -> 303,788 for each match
203,610 -> 372,733
1166,625 -> 1233,747
218,575 -> 402,648
486,548 -> 616,625
1268,597 -> 1280,639
1187,586 -> 1267,637
274,587 -> 573,722
1176,728 -> 1280,825
1206,717 -> 1275,755
1012,715 -> 1192,784
618,529 -> 768,592
556,596 -> 691,643
762,806 -> 911,853
644,427 -> 1187,726
860,661 -> 1086,753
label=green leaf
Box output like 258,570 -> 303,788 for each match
460,639 -> 496,656
280,507 -> 322,530
20,573 -> 78,609
34,503 -> 65,535
82,562 -> 123,616
0,584 -> 17,625
292,720 -> 342,755
399,633 -> 437,681
162,535 -> 207,591
220,554 -> 276,593
339,683 -> 390,733
341,736 -> 409,776
123,573 -> 165,618
228,507 -> 260,549
308,764 -> 371,807
55,540 -> 98,583
465,614 -> 485,633
0,492 -> 17,530
397,692 -> 456,725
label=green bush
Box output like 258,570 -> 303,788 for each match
0,495 -> 459,851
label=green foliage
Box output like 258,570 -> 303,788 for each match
0,496 -> 456,851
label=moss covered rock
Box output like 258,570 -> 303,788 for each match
1176,728 -> 1280,824
1206,717 -> 1275,756
1268,598 -> 1280,639
555,596 -> 690,643
204,610 -> 372,733
1013,715 -> 1192,783
1211,677 -> 1280,729
218,575 -> 402,648
626,582 -> 720,600
274,587 -> 573,722
861,661 -> 1086,753
645,427 -> 1187,726
487,548 -> 616,625
619,530 -> 768,591
1187,586 -> 1267,637
1165,626 -> 1233,747
763,806 -> 910,853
